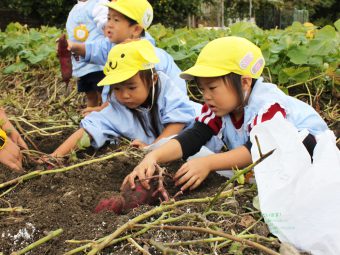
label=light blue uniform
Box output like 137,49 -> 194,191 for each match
84,35 -> 187,101
66,0 -> 108,78
81,72 -> 197,148
219,77 -> 329,150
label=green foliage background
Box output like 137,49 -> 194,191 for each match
0,20 -> 339,90
0,0 -> 339,28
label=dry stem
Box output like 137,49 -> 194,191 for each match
10,228 -> 63,255
136,225 -> 279,255
0,151 -> 127,189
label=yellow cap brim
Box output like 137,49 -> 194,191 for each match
98,70 -> 139,86
180,64 -> 230,80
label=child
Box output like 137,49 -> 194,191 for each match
0,108 -> 28,172
50,39 -> 198,157
66,0 -> 109,108
123,36 -> 330,192
68,0 -> 189,115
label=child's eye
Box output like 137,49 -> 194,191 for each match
113,87 -> 120,91
128,86 -> 137,90
209,86 -> 217,90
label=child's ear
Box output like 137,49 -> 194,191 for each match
241,76 -> 252,91
131,25 -> 144,39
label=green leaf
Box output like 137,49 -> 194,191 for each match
291,21 -> 304,32
228,242 -> 243,255
308,39 -> 337,56
77,132 -> 91,150
270,43 -> 285,54
171,50 -> 195,61
252,195 -> 261,211
229,22 -> 257,39
69,150 -> 78,162
334,19 -> 340,32
307,56 -> 323,67
3,62 -> 27,74
279,86 -> 289,95
5,22 -> 25,33
279,66 -> 310,83
315,25 -> 336,40
287,46 -> 309,65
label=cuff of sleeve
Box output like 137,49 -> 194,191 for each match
174,122 -> 215,160
244,139 -> 252,152
80,120 -> 104,149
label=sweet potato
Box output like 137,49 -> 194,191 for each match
57,34 -> 72,85
95,180 -> 162,214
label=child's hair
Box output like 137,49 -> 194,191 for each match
109,68 -> 160,138
124,15 -> 146,37
221,73 -> 257,108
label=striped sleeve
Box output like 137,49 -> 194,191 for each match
248,103 -> 287,132
195,104 -> 222,135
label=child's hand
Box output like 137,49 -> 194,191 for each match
173,157 -> 211,191
121,154 -> 157,190
130,139 -> 148,149
0,138 -> 24,173
66,39 -> 73,51
81,102 -> 109,117
81,106 -> 97,117
8,130 -> 28,150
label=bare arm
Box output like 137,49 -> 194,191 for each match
205,146 -> 252,171
51,128 -> 87,157
81,101 -> 109,117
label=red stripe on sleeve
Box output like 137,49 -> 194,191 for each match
248,103 -> 287,132
261,103 -> 286,122
195,104 -> 222,135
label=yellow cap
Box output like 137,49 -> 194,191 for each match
105,0 -> 153,29
0,129 -> 7,150
98,39 -> 159,86
180,36 -> 265,80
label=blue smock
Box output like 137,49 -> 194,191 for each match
66,0 -> 108,77
81,71 -> 198,148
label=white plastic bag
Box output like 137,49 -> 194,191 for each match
250,114 -> 340,255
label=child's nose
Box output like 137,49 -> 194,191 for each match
107,21 -> 114,29
203,91 -> 212,101
121,90 -> 130,99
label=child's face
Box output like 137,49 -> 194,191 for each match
111,73 -> 150,109
106,9 -> 140,44
197,77 -> 240,117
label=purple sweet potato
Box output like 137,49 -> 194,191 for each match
95,181 -> 161,214
57,34 -> 72,85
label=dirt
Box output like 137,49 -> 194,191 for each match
1,70 -> 327,254
0,129 -> 279,255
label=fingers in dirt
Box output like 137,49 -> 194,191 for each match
180,176 -> 199,192
173,163 -> 188,181
137,170 -> 150,190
